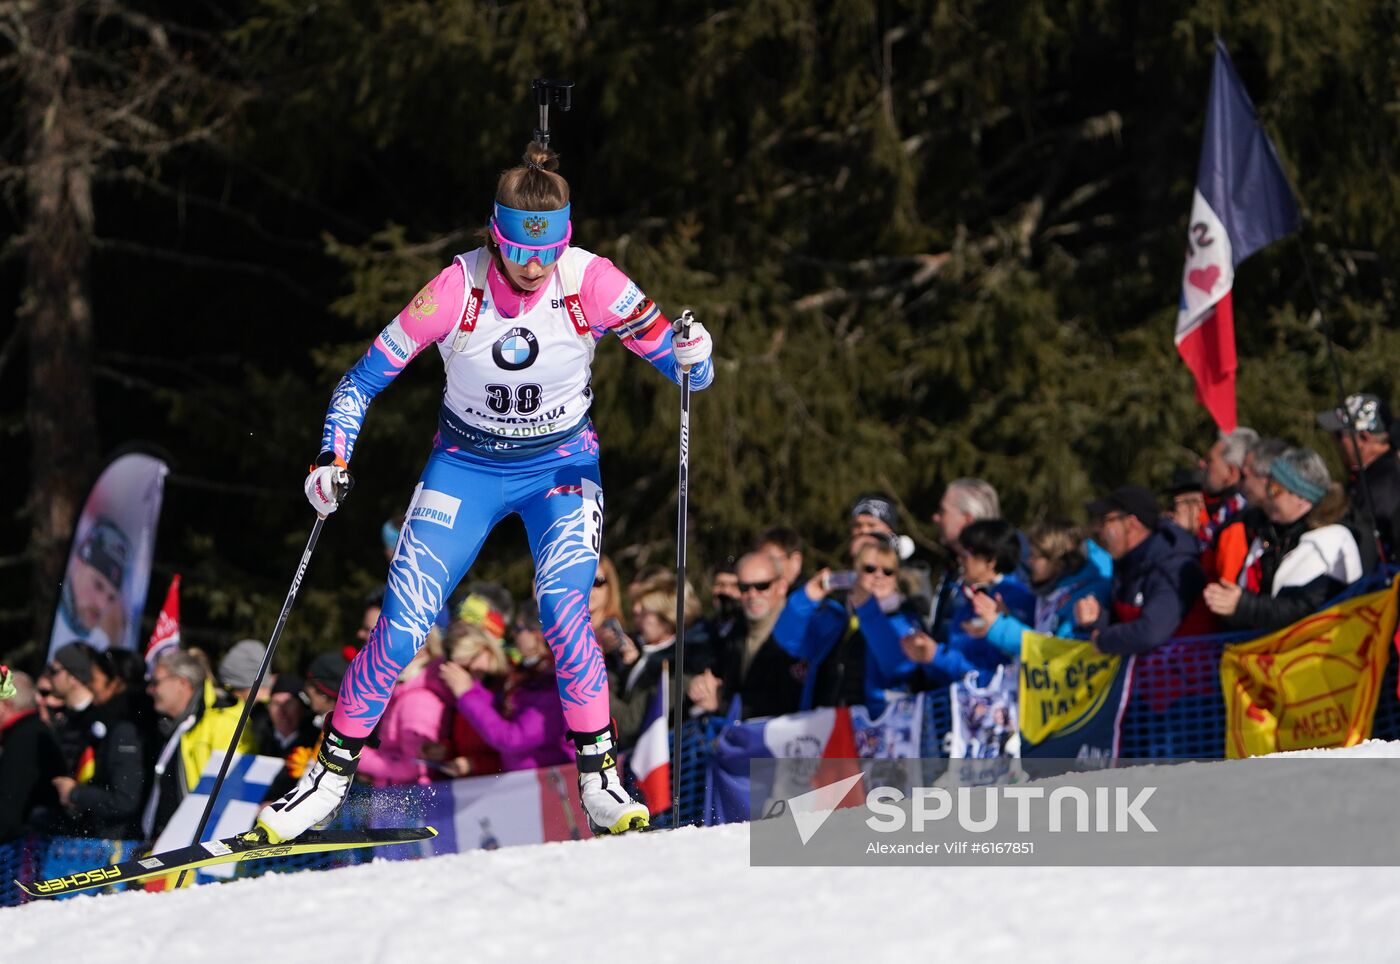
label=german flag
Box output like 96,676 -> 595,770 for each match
75,744 -> 96,785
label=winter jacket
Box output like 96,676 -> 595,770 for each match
853,596 -> 927,716
926,575 -> 1036,685
0,711 -> 65,842
445,707 -> 502,778
1089,520 -> 1209,655
701,610 -> 808,720
686,608 -> 808,720
772,591 -> 858,710
145,679 -> 256,840
611,639 -> 673,751
359,658 -> 456,786
63,694 -> 148,839
1206,506 -> 1273,585
454,672 -> 571,772
1225,521 -> 1364,632
53,701 -> 98,776
1349,451 -> 1400,562
984,560 -> 1112,656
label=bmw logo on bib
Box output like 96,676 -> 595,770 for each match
492,327 -> 539,371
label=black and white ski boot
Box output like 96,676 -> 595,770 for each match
256,725 -> 363,843
572,723 -> 650,835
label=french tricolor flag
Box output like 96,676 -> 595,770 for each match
1176,38 -> 1300,433
628,663 -> 671,816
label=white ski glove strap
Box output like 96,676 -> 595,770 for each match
305,454 -> 353,516
672,319 -> 712,369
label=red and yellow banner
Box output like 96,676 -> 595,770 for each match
1221,583 -> 1398,758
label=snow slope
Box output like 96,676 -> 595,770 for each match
7,744 -> 1400,964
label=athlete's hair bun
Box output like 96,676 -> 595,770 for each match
523,140 -> 561,173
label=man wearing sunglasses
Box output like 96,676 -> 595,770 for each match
687,553 -> 806,721
1075,485 -> 1210,654
264,140 -> 715,843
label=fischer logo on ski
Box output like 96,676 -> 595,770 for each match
15,826 -> 438,899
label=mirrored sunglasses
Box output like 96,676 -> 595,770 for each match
491,219 -> 571,266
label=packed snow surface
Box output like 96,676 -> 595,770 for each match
8,742 -> 1400,963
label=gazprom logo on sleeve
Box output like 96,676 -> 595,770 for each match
408,486 -> 461,529
378,324 -> 411,362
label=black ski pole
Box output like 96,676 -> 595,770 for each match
670,309 -> 695,828
174,484 -> 346,887
1296,234 -> 1387,566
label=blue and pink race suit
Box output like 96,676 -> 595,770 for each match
320,246 -> 714,740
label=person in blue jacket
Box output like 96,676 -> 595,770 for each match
899,519 -> 1035,686
842,539 -> 934,715
1073,485 -> 1213,653
967,519 -> 1112,655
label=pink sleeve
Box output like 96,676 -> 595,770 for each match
394,690 -> 448,750
579,256 -> 651,338
455,686 -> 550,753
368,261 -> 468,370
578,255 -> 677,370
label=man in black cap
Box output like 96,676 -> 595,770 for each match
1164,468 -> 1208,548
47,641 -> 103,773
1318,392 -> 1400,564
1074,485 -> 1209,654
44,643 -> 147,839
304,652 -> 350,729
54,517 -> 130,652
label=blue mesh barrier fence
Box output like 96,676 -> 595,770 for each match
1119,638 -> 1229,759
8,593 -> 1398,905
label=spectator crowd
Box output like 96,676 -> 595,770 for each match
3,392 -> 1399,846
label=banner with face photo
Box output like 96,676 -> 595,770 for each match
947,663 -> 1023,789
47,451 -> 169,658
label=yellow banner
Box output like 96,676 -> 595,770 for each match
1220,584 -> 1398,759
1019,631 -> 1124,746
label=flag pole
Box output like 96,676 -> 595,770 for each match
1292,234 -> 1387,565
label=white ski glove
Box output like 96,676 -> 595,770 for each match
672,317 -> 713,369
304,455 -> 353,516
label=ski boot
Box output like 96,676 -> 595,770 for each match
254,725 -> 364,843
572,723 -> 650,835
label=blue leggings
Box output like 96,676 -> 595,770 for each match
331,428 -> 610,740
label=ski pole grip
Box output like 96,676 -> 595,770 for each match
675,309 -> 695,375
332,468 -> 353,503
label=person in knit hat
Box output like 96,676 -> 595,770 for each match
218,640 -> 266,699
1203,447 -> 1364,631
303,652 -> 349,727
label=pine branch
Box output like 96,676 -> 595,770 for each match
90,235 -> 318,303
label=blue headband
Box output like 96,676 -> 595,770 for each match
1270,459 -> 1327,503
492,202 -> 571,247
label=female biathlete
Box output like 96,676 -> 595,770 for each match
258,142 -> 714,840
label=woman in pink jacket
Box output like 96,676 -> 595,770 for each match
440,601 -> 571,772
360,622 -> 507,785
